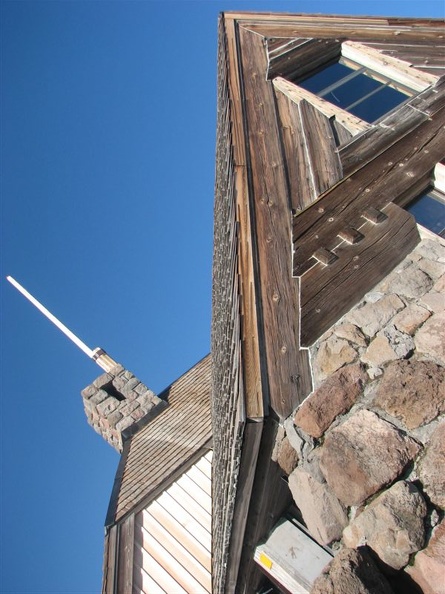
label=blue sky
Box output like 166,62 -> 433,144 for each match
1,1 -> 444,592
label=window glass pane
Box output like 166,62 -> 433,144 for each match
322,72 -> 381,110
349,84 -> 408,122
299,62 -> 351,94
299,59 -> 411,124
406,191 -> 445,237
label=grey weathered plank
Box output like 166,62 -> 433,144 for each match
293,106 -> 445,276
239,24 -> 312,419
267,37 -> 341,80
275,95 -> 343,211
118,515 -> 134,593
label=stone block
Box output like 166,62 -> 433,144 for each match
136,391 -> 157,408
112,376 -> 127,392
348,295 -> 405,338
107,410 -> 123,429
116,416 -> 134,433
406,519 -> 445,594
415,311 -> 445,365
131,408 -> 146,422
417,257 -> 445,281
420,291 -> 445,314
433,274 -> 445,292
122,377 -> 141,395
343,481 -> 427,570
334,324 -> 367,347
374,360 -> 445,429
392,304 -> 431,335
289,467 -> 348,546
379,265 -> 433,299
418,421 -> 445,509
311,547 -> 394,594
319,410 -> 421,506
89,389 -> 109,406
117,400 -> 139,416
313,336 -> 358,381
283,417 -> 305,456
295,363 -> 368,438
275,436 -> 298,475
93,372 -> 113,389
81,384 -> 97,399
415,238 -> 445,262
361,335 -> 399,367
97,396 -> 119,417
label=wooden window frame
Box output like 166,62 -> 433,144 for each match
273,41 -> 439,137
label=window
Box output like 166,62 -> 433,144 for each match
273,41 -> 438,137
298,58 -> 411,123
406,189 -> 445,238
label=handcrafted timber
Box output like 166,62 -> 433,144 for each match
211,12 -> 445,594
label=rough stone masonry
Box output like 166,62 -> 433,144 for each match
273,231 -> 445,594
81,365 -> 164,452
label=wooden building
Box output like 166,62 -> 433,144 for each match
98,355 -> 212,593
96,11 -> 445,594
212,11 -> 445,594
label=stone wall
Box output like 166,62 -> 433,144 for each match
274,233 -> 445,594
81,365 -> 164,452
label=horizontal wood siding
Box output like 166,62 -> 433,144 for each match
132,451 -> 212,594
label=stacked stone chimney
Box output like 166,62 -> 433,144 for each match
81,364 -> 165,452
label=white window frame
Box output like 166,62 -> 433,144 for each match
273,41 -> 439,137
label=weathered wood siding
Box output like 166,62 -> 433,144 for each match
213,12 -> 445,594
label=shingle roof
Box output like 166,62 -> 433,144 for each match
107,354 -> 212,524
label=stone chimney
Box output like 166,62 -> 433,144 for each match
81,364 -> 166,452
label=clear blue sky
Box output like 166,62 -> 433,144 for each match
1,1 -> 443,592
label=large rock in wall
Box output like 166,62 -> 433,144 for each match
279,235 -> 445,592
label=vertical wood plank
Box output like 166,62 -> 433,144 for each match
239,25 -> 312,420
118,515 -> 134,593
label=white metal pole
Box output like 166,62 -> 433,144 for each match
6,275 -> 96,359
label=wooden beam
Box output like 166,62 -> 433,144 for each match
293,105 -> 445,277
300,202 -> 420,345
239,25 -> 312,419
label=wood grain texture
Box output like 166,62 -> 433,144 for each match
101,526 -> 117,594
239,24 -> 312,419
293,106 -> 445,277
117,515 -> 134,593
275,95 -> 343,212
267,37 -> 341,80
300,203 -> 420,345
